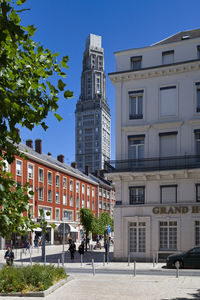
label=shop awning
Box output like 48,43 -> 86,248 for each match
69,225 -> 78,232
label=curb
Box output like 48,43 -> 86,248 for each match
0,276 -> 73,297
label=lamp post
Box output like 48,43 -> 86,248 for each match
41,211 -> 46,262
62,218 -> 68,253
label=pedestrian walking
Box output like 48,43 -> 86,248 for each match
78,241 -> 84,256
25,240 -> 30,252
69,240 -> 76,260
105,237 -> 110,262
4,247 -> 14,266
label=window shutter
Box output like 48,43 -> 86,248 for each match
160,134 -> 177,157
160,87 -> 176,116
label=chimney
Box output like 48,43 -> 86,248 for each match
100,170 -> 104,178
94,169 -> 100,177
57,154 -> 64,163
47,152 -> 52,156
35,139 -> 42,154
85,165 -> 90,176
26,139 -> 33,148
71,162 -> 77,169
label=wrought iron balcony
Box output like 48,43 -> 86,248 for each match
104,155 -> 200,173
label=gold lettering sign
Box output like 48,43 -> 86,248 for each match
152,206 -> 199,214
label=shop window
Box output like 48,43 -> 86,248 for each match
159,221 -> 177,250
129,222 -> 146,253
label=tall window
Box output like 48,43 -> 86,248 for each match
162,50 -> 174,65
129,187 -> 145,204
195,130 -> 200,155
159,221 -> 177,250
92,188 -> 95,198
129,90 -> 143,119
87,199 -> 90,208
130,56 -> 142,70
82,198 -> 85,208
195,221 -> 200,246
28,164 -> 33,179
196,184 -> 200,202
63,193 -> 67,205
76,182 -> 80,193
160,185 -> 177,203
128,136 -> 144,160
16,160 -> 22,175
87,186 -> 90,197
82,184 -> 85,194
48,172 -> 52,185
159,132 -> 177,157
55,192 -> 60,204
48,190 -> 52,202
69,195 -> 73,206
56,175 -> 60,187
129,222 -> 146,253
55,209 -> 60,221
39,168 -> 44,182
70,180 -> 73,192
38,187 -> 43,201
160,86 -> 176,117
63,210 -> 73,221
196,82 -> 200,112
76,197 -> 79,208
63,177 -> 67,189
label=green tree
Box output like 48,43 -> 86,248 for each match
0,0 -> 73,238
98,212 -> 113,235
80,208 -> 94,251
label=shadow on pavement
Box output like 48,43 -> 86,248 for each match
162,288 -> 200,300
16,249 -> 113,264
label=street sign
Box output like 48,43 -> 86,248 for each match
107,225 -> 111,234
58,223 -> 70,234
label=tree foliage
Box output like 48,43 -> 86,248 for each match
0,0 -> 73,238
91,212 -> 114,236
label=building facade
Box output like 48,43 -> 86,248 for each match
105,29 -> 200,261
1,139 -> 101,249
75,34 -> 111,173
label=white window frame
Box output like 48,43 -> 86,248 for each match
162,50 -> 174,65
38,187 -> 44,201
63,193 -> 67,205
63,177 -> 67,189
48,189 -> 52,202
70,180 -> 73,192
129,91 -> 143,120
48,171 -> 52,185
87,186 -> 90,197
55,191 -> 60,204
160,185 -> 177,204
63,209 -> 73,222
159,221 -> 177,250
76,181 -> 80,193
129,221 -> 146,253
16,160 -> 22,176
159,85 -> 177,118
82,184 -> 85,194
38,168 -> 44,182
38,206 -> 52,220
56,174 -> 60,187
55,208 -> 60,221
69,195 -> 73,206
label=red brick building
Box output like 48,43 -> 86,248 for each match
1,139 -> 115,248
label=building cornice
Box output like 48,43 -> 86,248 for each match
152,121 -> 183,130
188,119 -> 200,126
109,59 -> 200,83
122,125 -> 150,132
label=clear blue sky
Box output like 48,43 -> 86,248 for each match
19,0 -> 200,165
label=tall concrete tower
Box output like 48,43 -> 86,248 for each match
75,34 -> 111,173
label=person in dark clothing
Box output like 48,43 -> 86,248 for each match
69,241 -> 76,260
78,241 -> 84,256
4,247 -> 14,266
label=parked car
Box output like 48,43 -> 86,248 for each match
166,247 -> 200,269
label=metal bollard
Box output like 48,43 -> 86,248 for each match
156,252 -> 158,265
153,253 -> 155,268
175,261 -> 180,278
15,249 -> 17,260
103,254 -> 105,266
128,253 -> 130,266
81,254 -> 83,267
134,261 -> 136,277
62,252 -> 64,267
107,253 -> 109,265
30,251 -> 32,266
58,259 -> 60,268
44,255 -> 46,265
20,251 -> 23,266
92,259 -> 95,276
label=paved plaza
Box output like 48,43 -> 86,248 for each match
0,245 -> 199,299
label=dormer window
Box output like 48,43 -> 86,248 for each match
162,50 -> 174,65
130,56 -> 142,70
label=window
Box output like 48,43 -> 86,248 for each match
63,177 -> 67,189
160,86 -> 176,117
82,198 -> 85,208
28,164 -> 33,179
87,186 -> 90,197
129,187 -> 145,204
159,221 -> 177,250
56,175 -> 60,187
55,208 -> 60,221
159,132 -> 177,157
92,202 -> 95,211
87,199 -> 90,208
28,185 -> 33,199
129,222 -> 146,253
99,189 -> 102,196
38,187 -> 43,201
69,196 -> 73,206
40,208 -> 51,220
55,192 -> 60,204
130,56 -> 142,70
76,182 -> 80,193
195,221 -> 200,246
39,168 -> 44,182
197,46 -> 200,59
76,212 -> 79,222
63,210 -> 73,221
63,193 -> 67,205
107,192 -> 110,199
128,136 -> 144,160
70,180 -> 73,192
195,130 -> 200,155
196,82 -> 200,112
160,185 -> 177,203
92,188 -> 95,198
82,184 -> 85,194
103,191 -> 106,198
48,172 -> 52,185
76,197 -> 79,208
129,90 -> 143,119
99,201 -> 102,209
16,160 -> 22,175
48,190 -> 52,202
196,184 -> 200,202
162,50 -> 174,65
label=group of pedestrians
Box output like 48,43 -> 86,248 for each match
68,240 -> 84,261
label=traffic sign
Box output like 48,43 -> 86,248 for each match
107,225 -> 111,234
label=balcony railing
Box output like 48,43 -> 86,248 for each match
104,155 -> 200,173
